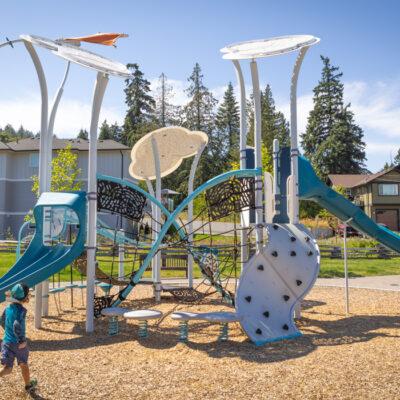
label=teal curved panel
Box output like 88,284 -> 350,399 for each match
0,191 -> 87,302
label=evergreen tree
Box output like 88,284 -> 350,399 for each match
77,129 -> 88,140
16,125 -> 34,138
247,85 -> 290,170
215,82 -> 240,165
382,161 -> 393,171
184,63 -> 218,186
110,122 -> 123,143
154,73 -> 174,127
184,63 -> 217,133
394,149 -> 400,166
301,56 -> 366,181
122,63 -> 156,146
98,120 -> 112,140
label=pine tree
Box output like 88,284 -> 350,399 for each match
184,63 -> 217,133
77,129 -> 88,140
110,122 -> 123,143
215,82 -> 240,165
382,161 -> 393,171
122,63 -> 156,146
394,149 -> 400,166
313,107 -> 366,177
98,120 -> 112,140
301,56 -> 366,181
247,85 -> 290,170
16,125 -> 33,138
154,73 -> 174,127
184,63 -> 218,186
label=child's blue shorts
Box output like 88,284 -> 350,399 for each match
1,341 -> 29,368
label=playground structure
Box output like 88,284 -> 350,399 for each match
1,33 -> 400,346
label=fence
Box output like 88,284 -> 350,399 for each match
2,240 -> 398,266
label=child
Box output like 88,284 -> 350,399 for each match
0,283 -> 37,394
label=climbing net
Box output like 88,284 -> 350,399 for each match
89,175 -> 257,317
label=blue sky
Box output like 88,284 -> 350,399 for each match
0,0 -> 399,172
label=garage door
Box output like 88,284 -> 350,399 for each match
376,209 -> 399,231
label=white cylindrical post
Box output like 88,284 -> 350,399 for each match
150,137 -> 162,302
42,61 -> 71,317
118,232 -> 125,280
289,47 -> 309,224
24,41 -> 49,330
273,139 -> 280,219
232,60 -> 249,270
343,222 -> 349,315
250,60 -> 263,252
86,72 -> 109,333
187,143 -> 206,287
145,179 -> 157,284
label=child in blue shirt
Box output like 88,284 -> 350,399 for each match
0,283 -> 37,394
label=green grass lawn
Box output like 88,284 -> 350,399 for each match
1,250 -> 400,281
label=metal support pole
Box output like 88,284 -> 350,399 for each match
145,179 -> 157,286
343,217 -> 352,315
187,144 -> 206,288
250,60 -> 263,252
272,139 -> 280,219
24,41 -> 48,330
151,137 -> 162,302
289,47 -> 309,224
232,60 -> 249,270
118,231 -> 125,280
42,61 -> 71,317
86,72 -> 109,333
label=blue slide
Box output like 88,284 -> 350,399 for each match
0,192 -> 86,302
298,156 -> 400,253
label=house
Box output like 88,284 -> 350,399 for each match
328,166 -> 400,231
0,137 -> 132,239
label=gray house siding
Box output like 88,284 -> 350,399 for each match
0,140 -> 133,239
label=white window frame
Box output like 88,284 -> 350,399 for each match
378,183 -> 399,196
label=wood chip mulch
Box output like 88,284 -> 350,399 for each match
1,285 -> 399,400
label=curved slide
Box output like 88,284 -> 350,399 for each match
0,192 -> 86,302
298,156 -> 400,252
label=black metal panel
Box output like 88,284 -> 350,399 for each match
97,179 -> 147,222
205,177 -> 255,221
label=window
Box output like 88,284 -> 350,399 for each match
29,153 -> 39,168
378,183 -> 399,196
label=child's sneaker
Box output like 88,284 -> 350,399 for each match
25,378 -> 37,393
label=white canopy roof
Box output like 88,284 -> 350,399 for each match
221,35 -> 320,60
20,34 -> 131,78
129,126 -> 208,181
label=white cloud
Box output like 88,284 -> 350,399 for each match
0,93 -> 124,138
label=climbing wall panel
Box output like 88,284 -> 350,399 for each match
236,223 -> 320,345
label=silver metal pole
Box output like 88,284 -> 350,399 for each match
23,41 -> 49,330
289,46 -> 309,224
86,72 -> 109,333
250,60 -> 263,252
187,143 -> 206,288
273,139 -> 280,219
151,137 -> 162,302
118,231 -> 124,280
42,61 -> 71,317
145,179 -> 156,284
232,60 -> 249,270
343,217 -> 352,315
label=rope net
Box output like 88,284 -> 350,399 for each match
89,176 -> 257,317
